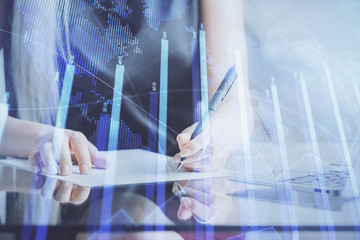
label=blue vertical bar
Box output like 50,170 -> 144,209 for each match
148,90 -> 159,152
21,188 -> 37,239
192,31 -> 200,123
55,62 -> 75,129
99,62 -> 125,234
156,32 -> 168,233
199,26 -> 209,117
96,114 -> 110,151
86,190 -> 101,233
145,87 -> 158,233
0,100 -> 7,144
158,35 -> 169,155
34,199 -> 54,240
49,60 -> 75,178
0,48 -> 8,142
108,63 -> 124,151
53,60 -> 75,169
42,72 -> 59,126
199,25 -> 214,239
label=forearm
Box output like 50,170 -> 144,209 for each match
0,116 -> 52,158
201,0 -> 253,132
201,0 -> 248,97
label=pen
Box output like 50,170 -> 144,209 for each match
175,65 -> 238,172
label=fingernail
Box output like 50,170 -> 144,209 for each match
62,165 -> 71,175
172,185 -> 179,195
80,165 -> 89,175
48,154 -> 59,174
177,207 -> 192,221
180,148 -> 191,157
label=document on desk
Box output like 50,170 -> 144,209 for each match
0,149 -> 233,187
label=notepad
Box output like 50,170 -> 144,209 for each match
0,149 -> 233,187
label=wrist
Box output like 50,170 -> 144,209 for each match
0,117 -> 53,158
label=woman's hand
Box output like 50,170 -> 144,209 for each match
28,128 -> 108,176
173,93 -> 252,172
0,116 -> 108,176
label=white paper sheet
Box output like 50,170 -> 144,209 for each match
0,149 -> 233,187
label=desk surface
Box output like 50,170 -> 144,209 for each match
1,161 -> 360,240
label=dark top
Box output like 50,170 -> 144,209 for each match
1,0 -> 201,155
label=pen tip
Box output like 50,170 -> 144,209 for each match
175,162 -> 182,172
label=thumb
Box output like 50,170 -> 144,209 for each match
179,128 -> 210,158
177,202 -> 192,221
176,122 -> 199,151
87,142 -> 110,169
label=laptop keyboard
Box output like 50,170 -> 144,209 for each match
281,170 -> 349,189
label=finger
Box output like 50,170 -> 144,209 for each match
172,150 -> 204,170
177,202 -> 192,221
176,123 -> 198,151
59,134 -> 72,176
69,185 -> 91,205
176,180 -> 228,202
29,171 -> 46,190
54,181 -> 72,203
179,127 -> 210,158
183,158 -> 226,172
68,131 -> 92,175
182,157 -> 211,172
178,147 -> 211,164
174,180 -> 229,210
178,117 -> 230,157
181,179 -> 227,196
87,142 -> 109,169
176,139 -> 222,165
180,197 -> 217,223
41,177 -> 58,199
172,182 -> 181,196
40,142 -> 59,175
182,147 -> 229,172
172,152 -> 185,169
180,122 -> 198,135
173,152 -> 181,162
177,134 -> 190,152
28,151 -> 43,173
172,181 -> 190,197
178,186 -> 229,210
